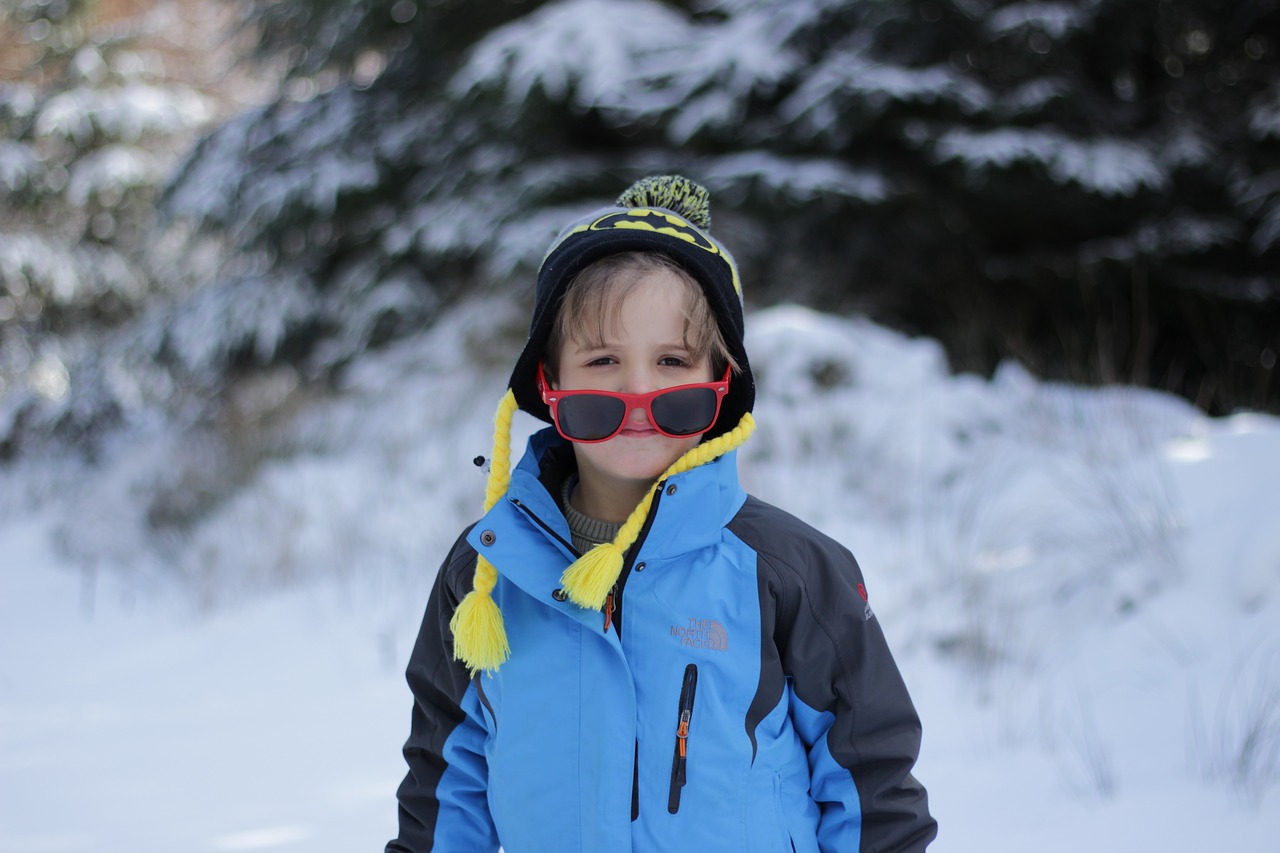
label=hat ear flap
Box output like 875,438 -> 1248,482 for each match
450,390 -> 519,674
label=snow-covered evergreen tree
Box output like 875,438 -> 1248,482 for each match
0,0 -> 261,456
5,0 -> 1278,459
165,0 -> 1277,413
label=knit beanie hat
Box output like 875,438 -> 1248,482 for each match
510,174 -> 754,440
450,175 -> 757,674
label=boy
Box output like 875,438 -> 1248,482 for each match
388,176 -> 936,852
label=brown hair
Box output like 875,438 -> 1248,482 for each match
543,252 -> 738,382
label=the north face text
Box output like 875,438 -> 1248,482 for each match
670,618 -> 728,651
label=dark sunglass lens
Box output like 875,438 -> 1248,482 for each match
650,387 -> 718,436
558,394 -> 627,441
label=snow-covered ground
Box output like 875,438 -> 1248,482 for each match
3,301 -> 1278,851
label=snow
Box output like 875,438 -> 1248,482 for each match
986,2 -> 1086,39
0,526 -> 401,852
162,271 -> 316,375
160,90 -> 386,238
781,40 -> 993,138
1248,90 -> 1280,141
3,298 -> 1279,851
1233,170 -> 1280,255
705,152 -> 890,204
35,83 -> 212,145
998,77 -> 1070,114
66,145 -> 157,206
1253,205 -> 1280,256
0,233 -> 145,308
449,0 -> 800,138
449,0 -> 696,108
0,141 -> 38,194
1078,213 -> 1240,263
931,127 -> 1168,196
0,82 -> 38,121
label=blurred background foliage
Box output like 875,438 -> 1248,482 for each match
2,0 -> 1278,462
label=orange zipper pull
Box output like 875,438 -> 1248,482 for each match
603,587 -> 615,633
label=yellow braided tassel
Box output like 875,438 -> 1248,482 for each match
449,556 -> 508,674
479,390 -> 519,514
560,413 -> 756,610
451,390 -> 519,675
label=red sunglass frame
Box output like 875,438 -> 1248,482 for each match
537,363 -> 731,444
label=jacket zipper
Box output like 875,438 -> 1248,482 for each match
632,740 -> 640,821
667,663 -> 699,814
510,498 -> 578,556
610,484 -> 665,636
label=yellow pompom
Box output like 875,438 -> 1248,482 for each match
616,175 -> 712,230
450,583 -> 510,675
560,542 -> 624,610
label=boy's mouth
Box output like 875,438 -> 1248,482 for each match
619,416 -> 658,437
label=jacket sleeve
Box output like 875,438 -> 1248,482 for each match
761,529 -> 937,852
387,529 -> 499,853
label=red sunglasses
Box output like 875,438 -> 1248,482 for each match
537,363 -> 731,444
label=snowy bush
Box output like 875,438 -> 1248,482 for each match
1191,646 -> 1280,809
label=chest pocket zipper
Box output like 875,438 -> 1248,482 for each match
667,663 -> 699,814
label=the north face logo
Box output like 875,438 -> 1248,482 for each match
670,618 -> 728,651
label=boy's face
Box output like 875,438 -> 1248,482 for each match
552,268 -> 715,499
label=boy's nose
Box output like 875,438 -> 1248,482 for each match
618,373 -> 658,423
619,367 -> 660,395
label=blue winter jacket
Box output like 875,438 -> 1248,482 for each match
388,428 -> 935,852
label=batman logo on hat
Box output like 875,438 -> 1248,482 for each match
587,208 -> 723,258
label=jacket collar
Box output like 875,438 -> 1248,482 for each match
468,427 -> 746,595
